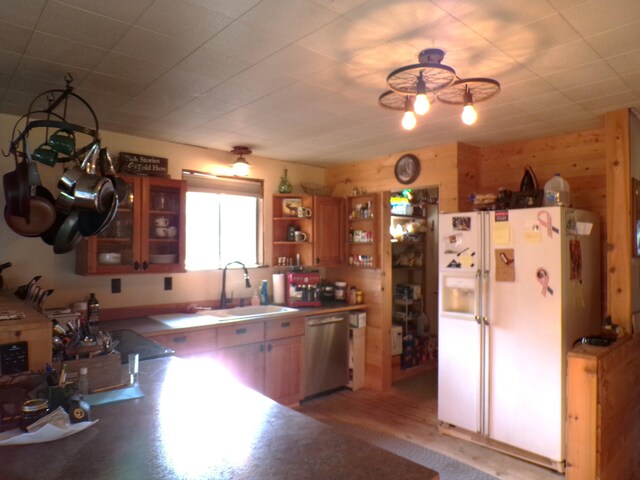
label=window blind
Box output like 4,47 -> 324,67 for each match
182,169 -> 263,198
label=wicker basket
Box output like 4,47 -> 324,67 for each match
300,182 -> 334,196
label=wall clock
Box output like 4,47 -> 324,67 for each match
394,154 -> 420,184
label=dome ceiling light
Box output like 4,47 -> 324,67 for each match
231,145 -> 252,176
379,48 -> 500,129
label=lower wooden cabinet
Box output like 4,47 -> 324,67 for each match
215,333 -> 304,406
148,316 -> 305,405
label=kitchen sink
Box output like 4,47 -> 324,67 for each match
150,305 -> 299,329
198,305 -> 298,317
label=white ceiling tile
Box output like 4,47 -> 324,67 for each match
118,98 -> 179,118
57,0 -> 155,23
141,69 -> 221,99
24,32 -> 108,70
94,52 -> 169,84
256,45 -> 338,80
586,21 -> 640,58
136,0 -> 234,43
543,60 -> 619,90
239,0 -> 339,43
621,73 -> 640,90
36,1 -> 130,50
3,0 -> 47,29
149,108 -> 213,133
344,0 -> 449,34
79,72 -> 145,98
308,0 -> 370,15
0,21 -> 33,54
608,49 -> 640,76
175,46 -> 249,82
14,56 -> 90,88
202,21 -> 291,64
0,51 -> 21,76
578,89 -> 640,112
491,14 -> 581,60
562,0 -> 640,37
297,16 -> 394,63
112,27 -> 196,66
518,39 -> 600,76
182,0 -> 262,19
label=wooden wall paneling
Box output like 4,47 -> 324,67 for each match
598,336 -> 640,479
567,336 -> 640,480
605,110 -> 632,332
456,143 -> 481,212
566,351 -> 598,480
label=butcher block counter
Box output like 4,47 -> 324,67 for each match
0,356 -> 439,480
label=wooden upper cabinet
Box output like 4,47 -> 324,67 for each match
76,175 -> 186,275
313,196 -> 345,266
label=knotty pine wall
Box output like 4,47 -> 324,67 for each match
327,128 -> 608,391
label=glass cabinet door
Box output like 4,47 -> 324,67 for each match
94,177 -> 137,272
144,179 -> 183,271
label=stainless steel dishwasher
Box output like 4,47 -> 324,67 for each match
305,312 -> 350,398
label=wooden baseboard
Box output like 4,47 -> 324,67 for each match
439,422 -> 565,474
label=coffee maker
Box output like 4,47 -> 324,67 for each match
285,272 -> 321,307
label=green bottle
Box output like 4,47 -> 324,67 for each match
278,169 -> 292,194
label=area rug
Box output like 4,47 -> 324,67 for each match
326,420 -> 498,480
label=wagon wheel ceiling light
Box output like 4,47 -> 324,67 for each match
379,48 -> 500,129
231,145 -> 252,176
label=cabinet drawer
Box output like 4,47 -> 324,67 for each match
150,329 -> 217,357
216,321 -> 264,348
265,316 -> 305,340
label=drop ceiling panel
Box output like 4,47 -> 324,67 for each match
1,0 -> 640,166
36,1 -> 130,50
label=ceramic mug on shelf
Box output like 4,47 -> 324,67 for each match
294,231 -> 308,242
154,217 -> 169,227
297,207 -> 312,217
155,227 -> 168,238
166,226 -> 177,239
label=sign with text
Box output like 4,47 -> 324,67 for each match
119,152 -> 169,176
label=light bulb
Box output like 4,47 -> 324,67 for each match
232,157 -> 250,176
414,94 -> 430,115
402,111 -> 417,130
461,104 -> 477,125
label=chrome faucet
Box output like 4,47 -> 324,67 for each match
220,261 -> 251,308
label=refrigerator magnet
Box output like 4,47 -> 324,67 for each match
537,210 -> 560,237
524,221 -> 542,243
536,268 -> 554,296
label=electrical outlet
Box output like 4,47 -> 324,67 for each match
164,277 -> 172,291
111,278 -> 121,294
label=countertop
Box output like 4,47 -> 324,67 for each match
101,301 -> 366,336
0,356 -> 438,480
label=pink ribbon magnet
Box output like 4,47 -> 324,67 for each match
537,210 -> 560,238
536,268 -> 553,296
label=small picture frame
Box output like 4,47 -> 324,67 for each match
282,198 -> 301,217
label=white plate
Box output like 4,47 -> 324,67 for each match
98,253 -> 121,265
149,254 -> 177,264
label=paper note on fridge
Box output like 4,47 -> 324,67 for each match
576,222 -> 593,236
524,221 -> 542,243
443,233 -> 463,253
492,221 -> 510,245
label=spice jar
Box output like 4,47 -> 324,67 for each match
20,399 -> 49,432
356,290 -> 364,304
348,286 -> 357,305
334,282 -> 347,301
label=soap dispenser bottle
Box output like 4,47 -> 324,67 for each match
260,280 -> 269,305
251,290 -> 260,306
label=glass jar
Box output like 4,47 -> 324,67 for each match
334,282 -> 347,301
20,399 -> 49,432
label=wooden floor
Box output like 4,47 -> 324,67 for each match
295,369 -> 564,480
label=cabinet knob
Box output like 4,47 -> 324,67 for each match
235,327 -> 247,335
142,261 -> 149,270
172,336 -> 187,343
260,344 -> 265,353
281,322 -> 290,328
134,261 -> 141,271
267,344 -> 272,352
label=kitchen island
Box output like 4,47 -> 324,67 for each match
0,356 -> 439,479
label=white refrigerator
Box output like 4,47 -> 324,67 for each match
437,206 -> 601,469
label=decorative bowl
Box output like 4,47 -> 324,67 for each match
98,252 -> 121,265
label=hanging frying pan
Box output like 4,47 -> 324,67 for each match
4,138 -> 57,237
77,188 -> 118,237
53,209 -> 82,254
3,147 -> 30,218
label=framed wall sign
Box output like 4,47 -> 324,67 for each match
394,154 -> 420,184
119,152 -> 169,177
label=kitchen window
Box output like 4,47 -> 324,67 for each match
182,170 -> 264,270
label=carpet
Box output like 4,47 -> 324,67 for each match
326,420 -> 499,480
